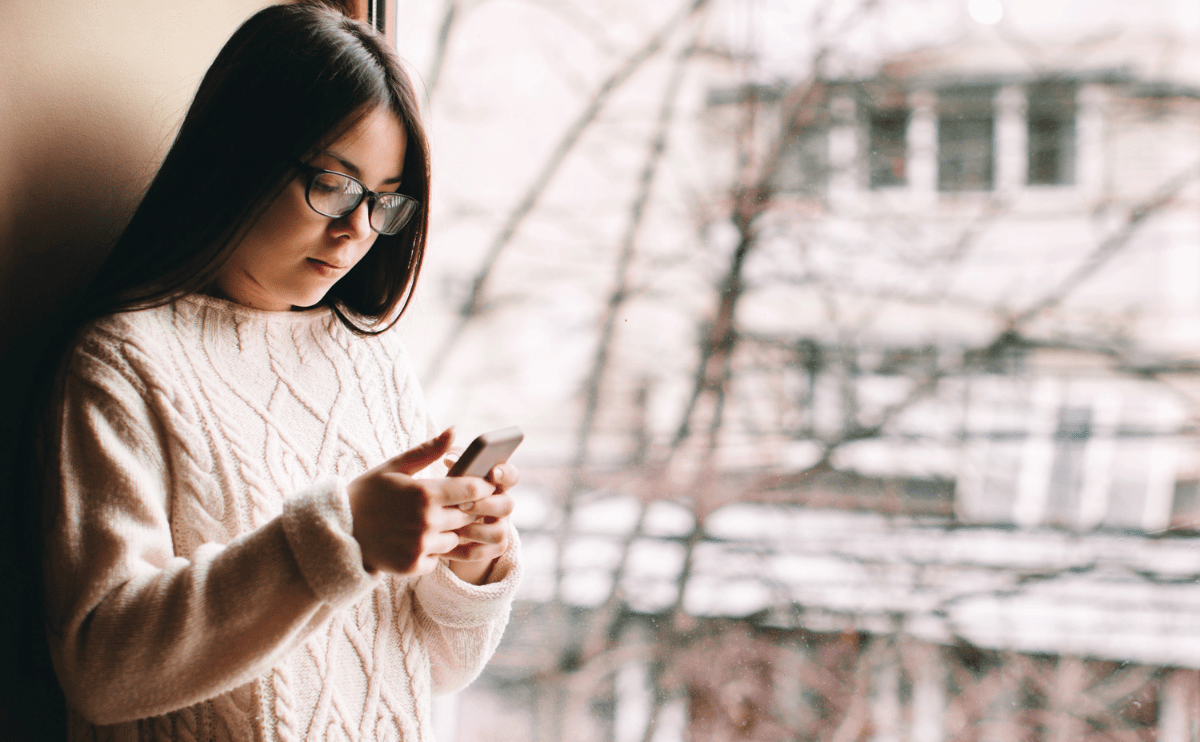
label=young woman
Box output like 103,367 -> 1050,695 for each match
39,4 -> 520,740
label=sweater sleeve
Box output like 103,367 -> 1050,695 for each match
410,526 -> 522,695
43,345 -> 381,725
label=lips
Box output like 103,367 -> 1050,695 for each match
306,257 -> 349,277
308,258 -> 348,270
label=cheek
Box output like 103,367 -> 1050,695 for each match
252,188 -> 321,244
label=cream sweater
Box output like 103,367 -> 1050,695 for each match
43,294 -> 520,742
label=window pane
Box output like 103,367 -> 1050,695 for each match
938,117 -> 995,190
1046,406 -> 1092,526
1028,82 -> 1077,185
387,6 -> 1200,742
773,127 -> 829,195
938,86 -> 996,191
867,109 -> 908,188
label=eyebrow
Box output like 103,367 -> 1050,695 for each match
322,150 -> 404,186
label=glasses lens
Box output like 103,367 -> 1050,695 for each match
371,194 -> 420,235
307,171 -> 363,218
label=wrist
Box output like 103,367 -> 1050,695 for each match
446,556 -> 497,585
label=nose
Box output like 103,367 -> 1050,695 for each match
332,199 -> 373,241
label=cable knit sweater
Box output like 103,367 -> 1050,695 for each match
43,293 -> 520,742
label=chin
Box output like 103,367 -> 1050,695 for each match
282,291 -> 327,310
288,283 -> 337,309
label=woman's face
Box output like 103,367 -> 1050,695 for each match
213,106 -> 408,311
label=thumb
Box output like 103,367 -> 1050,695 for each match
386,427 -> 455,475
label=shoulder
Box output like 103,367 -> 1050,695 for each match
67,304 -> 181,395
82,303 -> 177,345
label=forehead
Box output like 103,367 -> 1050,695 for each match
319,107 -> 407,177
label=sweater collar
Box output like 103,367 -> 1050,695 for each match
177,293 -> 335,328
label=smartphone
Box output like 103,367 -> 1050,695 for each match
447,426 -> 524,478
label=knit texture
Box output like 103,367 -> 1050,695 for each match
43,294 -> 521,742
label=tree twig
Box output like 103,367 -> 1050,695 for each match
424,0 -> 714,384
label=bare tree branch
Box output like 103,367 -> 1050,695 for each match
424,0 -> 714,383
566,40 -> 699,501
423,0 -> 459,107
665,74 -> 829,461
1012,161 -> 1200,328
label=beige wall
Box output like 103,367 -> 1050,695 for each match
0,5 -> 401,732
0,0 -> 276,333
0,2 -> 271,738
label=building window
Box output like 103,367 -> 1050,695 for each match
866,109 -> 908,188
937,85 -> 997,191
1046,406 -> 1092,527
1027,82 -> 1076,186
1171,480 -> 1200,532
773,126 -> 829,196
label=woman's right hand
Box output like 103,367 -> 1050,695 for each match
347,428 -> 494,576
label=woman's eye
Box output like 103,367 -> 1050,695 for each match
311,173 -> 344,194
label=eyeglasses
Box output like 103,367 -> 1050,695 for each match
294,161 -> 419,236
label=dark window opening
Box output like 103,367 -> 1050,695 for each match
1027,82 -> 1076,186
866,109 -> 909,188
938,86 -> 996,192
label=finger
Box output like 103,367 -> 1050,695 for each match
431,504 -> 480,532
428,507 -> 470,534
454,522 -> 508,546
446,541 -> 503,562
485,463 -> 520,493
412,553 -> 444,576
441,442 -> 467,471
382,428 -> 455,475
423,530 -> 463,557
458,492 -> 513,519
435,476 -> 496,508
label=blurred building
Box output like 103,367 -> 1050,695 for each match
429,6 -> 1200,742
698,24 -> 1200,536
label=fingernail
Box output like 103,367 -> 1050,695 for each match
459,501 -> 475,512
491,466 -> 503,481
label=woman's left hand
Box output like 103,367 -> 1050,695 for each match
444,462 -> 518,584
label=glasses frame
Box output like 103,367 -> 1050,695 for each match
294,161 -> 419,236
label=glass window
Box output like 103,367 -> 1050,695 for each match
398,5 -> 1200,741
1046,405 -> 1092,527
866,109 -> 909,188
1172,480 -> 1200,531
772,126 -> 829,196
1027,81 -> 1076,186
938,85 -> 997,191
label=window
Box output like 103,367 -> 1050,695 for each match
937,85 -> 997,191
866,109 -> 908,188
1046,406 -> 1091,527
1027,82 -> 1076,186
773,126 -> 829,196
1172,480 -> 1200,532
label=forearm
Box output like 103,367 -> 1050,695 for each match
49,483 -> 378,725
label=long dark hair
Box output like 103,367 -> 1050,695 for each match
89,2 -> 430,333
8,9 -> 431,734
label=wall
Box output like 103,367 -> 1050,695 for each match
0,1 -> 283,336
0,2 -> 272,738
